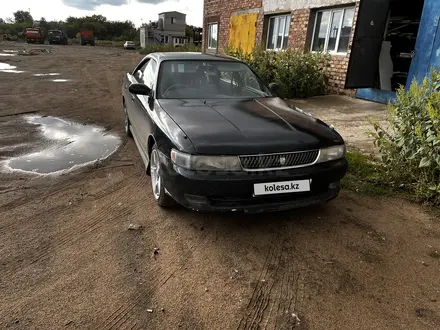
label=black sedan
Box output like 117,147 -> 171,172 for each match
122,52 -> 347,212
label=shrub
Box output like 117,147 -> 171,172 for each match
226,47 -> 330,98
274,50 -> 330,98
226,47 -> 277,84
139,43 -> 202,55
372,68 -> 440,205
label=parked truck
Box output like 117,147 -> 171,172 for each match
80,30 -> 95,46
48,29 -> 68,45
25,27 -> 45,44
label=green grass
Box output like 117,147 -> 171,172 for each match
66,39 -> 131,48
341,151 -> 392,196
95,40 -> 126,48
139,44 -> 202,55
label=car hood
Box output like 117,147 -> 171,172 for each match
157,98 -> 344,155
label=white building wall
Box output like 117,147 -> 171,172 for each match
263,0 -> 359,12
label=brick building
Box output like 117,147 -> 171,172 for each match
203,0 -> 439,103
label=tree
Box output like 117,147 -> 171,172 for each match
0,18 -> 4,24
13,10 -> 33,23
186,25 -> 203,44
39,17 -> 49,30
2,13 -> 137,41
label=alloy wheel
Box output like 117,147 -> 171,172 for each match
124,107 -> 129,134
150,149 -> 161,200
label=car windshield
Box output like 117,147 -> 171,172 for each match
158,60 -> 273,99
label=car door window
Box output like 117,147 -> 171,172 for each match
142,59 -> 157,89
134,60 -> 149,82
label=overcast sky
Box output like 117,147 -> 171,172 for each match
1,0 -> 203,27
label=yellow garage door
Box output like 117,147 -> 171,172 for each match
229,12 -> 258,54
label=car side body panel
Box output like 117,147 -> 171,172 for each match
123,70 -> 195,161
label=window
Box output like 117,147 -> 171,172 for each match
135,59 -> 157,88
266,15 -> 291,51
311,7 -> 355,54
171,17 -> 176,24
134,61 -> 149,82
207,23 -> 218,50
158,60 -> 273,99
143,59 -> 157,88
165,35 -> 169,44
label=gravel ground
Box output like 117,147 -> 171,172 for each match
0,42 -> 439,330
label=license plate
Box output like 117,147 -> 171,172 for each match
254,180 -> 311,196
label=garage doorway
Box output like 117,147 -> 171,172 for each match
381,0 -> 424,91
346,0 -> 426,102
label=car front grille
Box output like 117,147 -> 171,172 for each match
239,150 -> 319,170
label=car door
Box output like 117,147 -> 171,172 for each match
132,58 -> 158,151
124,59 -> 150,141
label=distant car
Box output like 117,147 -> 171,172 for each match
124,41 -> 136,50
48,30 -> 68,45
122,52 -> 348,212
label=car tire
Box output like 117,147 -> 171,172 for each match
124,104 -> 132,138
150,145 -> 174,207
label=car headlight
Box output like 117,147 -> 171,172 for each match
171,149 -> 242,171
317,145 -> 346,163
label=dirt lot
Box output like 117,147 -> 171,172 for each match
0,42 -> 439,330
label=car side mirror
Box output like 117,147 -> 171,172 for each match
129,83 -> 151,96
268,82 -> 280,93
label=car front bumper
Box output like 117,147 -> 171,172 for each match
160,155 -> 348,213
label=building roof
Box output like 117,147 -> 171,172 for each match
148,52 -> 238,63
158,11 -> 186,16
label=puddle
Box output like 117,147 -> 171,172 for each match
4,116 -> 121,175
0,53 -> 16,57
34,73 -> 61,76
52,79 -> 70,82
0,62 -> 24,73
3,50 -> 19,53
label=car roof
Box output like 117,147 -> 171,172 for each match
146,52 -> 240,63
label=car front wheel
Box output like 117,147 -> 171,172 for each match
124,104 -> 132,138
150,146 -> 174,207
